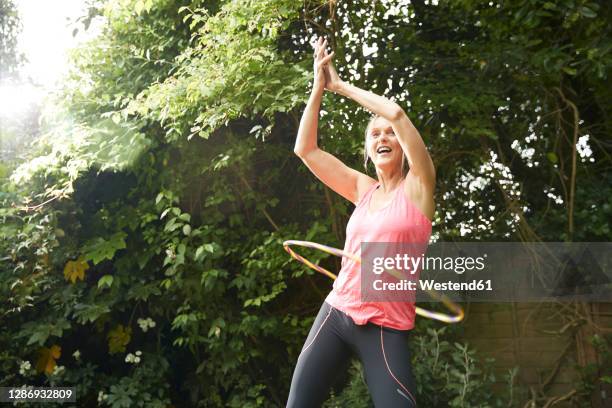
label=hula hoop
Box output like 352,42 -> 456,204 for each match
283,240 -> 464,324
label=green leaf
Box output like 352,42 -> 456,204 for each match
579,6 -> 596,18
72,303 -> 111,324
562,66 -> 577,75
27,331 -> 50,346
98,274 -> 114,289
126,282 -> 161,301
82,232 -> 127,265
195,246 -> 205,262
134,0 -> 145,15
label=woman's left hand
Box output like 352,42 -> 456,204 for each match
322,49 -> 344,93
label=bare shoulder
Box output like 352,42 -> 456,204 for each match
403,171 -> 435,222
354,172 -> 377,205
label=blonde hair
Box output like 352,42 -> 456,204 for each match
363,114 -> 379,170
363,114 -> 408,175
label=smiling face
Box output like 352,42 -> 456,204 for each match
365,116 -> 404,173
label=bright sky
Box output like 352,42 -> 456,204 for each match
17,0 -> 102,87
0,0 -> 102,118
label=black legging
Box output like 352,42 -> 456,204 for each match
286,301 -> 417,407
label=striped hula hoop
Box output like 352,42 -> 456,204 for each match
283,240 -> 464,324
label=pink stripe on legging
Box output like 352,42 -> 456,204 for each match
380,326 -> 417,406
300,307 -> 333,355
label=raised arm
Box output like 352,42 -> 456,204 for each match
325,61 -> 436,192
294,37 -> 375,204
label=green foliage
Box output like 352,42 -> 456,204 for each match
1,0 -> 610,406
412,327 -> 519,407
577,334 -> 612,400
125,0 -> 308,141
0,0 -> 23,79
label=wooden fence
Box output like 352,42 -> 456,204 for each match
462,302 -> 612,407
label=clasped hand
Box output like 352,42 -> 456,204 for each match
312,36 -> 342,93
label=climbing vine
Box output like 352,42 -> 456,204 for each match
1,0 -> 610,406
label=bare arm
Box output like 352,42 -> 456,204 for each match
327,68 -> 436,192
294,38 -> 375,204
335,82 -> 435,190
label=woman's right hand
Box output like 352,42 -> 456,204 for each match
312,37 -> 334,91
323,52 -> 343,93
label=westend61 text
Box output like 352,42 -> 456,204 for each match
373,279 -> 493,291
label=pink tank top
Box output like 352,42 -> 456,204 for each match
325,177 -> 432,330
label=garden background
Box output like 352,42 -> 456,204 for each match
1,0 -> 611,406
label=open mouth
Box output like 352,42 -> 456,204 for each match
377,146 -> 392,155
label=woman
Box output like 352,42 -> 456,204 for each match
287,37 -> 435,407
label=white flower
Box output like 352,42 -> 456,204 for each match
125,352 -> 141,364
137,317 -> 156,332
19,361 -> 31,376
73,350 -> 81,360
97,391 -> 108,402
